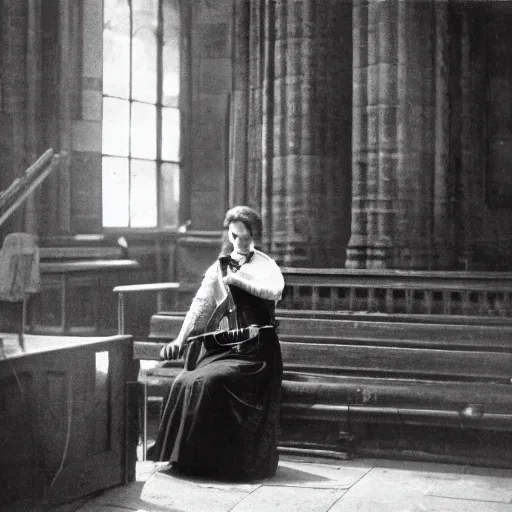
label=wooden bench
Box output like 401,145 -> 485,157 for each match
25,239 -> 139,335
141,311 -> 512,467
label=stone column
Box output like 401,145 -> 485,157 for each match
433,1 -> 452,268
230,0 -> 250,207
246,0 -> 265,213
233,0 -> 352,267
25,0 -> 43,233
346,0 -> 369,268
1,0 -> 28,235
375,0 -> 398,267
396,0 -> 436,268
70,0 -> 103,233
58,0 -> 72,234
347,0 -> 445,269
347,0 -> 398,268
271,0 -> 353,266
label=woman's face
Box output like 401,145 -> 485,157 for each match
228,221 -> 253,255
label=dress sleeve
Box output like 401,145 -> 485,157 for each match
224,256 -> 284,301
175,263 -> 218,341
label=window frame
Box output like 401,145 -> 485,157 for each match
101,0 -> 184,233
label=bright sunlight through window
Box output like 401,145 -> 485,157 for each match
102,0 -> 180,228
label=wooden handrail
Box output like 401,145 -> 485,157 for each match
41,259 -> 138,274
113,282 -> 180,294
113,281 -> 182,335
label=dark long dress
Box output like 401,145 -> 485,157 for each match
148,285 -> 283,480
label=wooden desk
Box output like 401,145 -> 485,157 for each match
0,333 -> 133,510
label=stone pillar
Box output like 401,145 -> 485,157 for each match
433,2 -> 452,268
230,0 -> 250,207
261,0 -> 275,253
70,0 -> 103,233
1,0 -> 28,235
25,0 -> 43,233
246,0 -> 265,214
58,0 -> 72,234
346,0 -> 368,268
347,0 -> 398,268
375,0 -> 398,267
396,0 -> 437,268
347,0 -> 446,269
236,0 -> 352,267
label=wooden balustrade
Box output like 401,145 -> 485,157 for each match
280,268 -> 512,319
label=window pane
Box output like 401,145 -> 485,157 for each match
132,28 -> 158,104
132,0 -> 158,32
163,0 -> 180,107
131,102 -> 157,159
162,108 -> 180,162
102,156 -> 129,227
160,162 -> 180,227
103,97 -> 130,156
130,159 -> 157,227
103,0 -> 130,98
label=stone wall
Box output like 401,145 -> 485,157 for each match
188,0 -> 233,230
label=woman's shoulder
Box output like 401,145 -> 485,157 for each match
253,249 -> 279,266
250,250 -> 283,277
203,260 -> 221,279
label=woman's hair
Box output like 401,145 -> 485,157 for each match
219,205 -> 262,256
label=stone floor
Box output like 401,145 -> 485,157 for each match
57,455 -> 512,512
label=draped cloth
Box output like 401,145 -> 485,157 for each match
0,233 -> 40,301
148,251 -> 284,480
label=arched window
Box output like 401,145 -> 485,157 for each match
102,0 -> 180,228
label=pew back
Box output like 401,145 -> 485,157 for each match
144,311 -> 512,466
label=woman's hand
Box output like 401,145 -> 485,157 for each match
160,338 -> 185,360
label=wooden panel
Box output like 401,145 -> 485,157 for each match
277,317 -> 512,350
0,371 -> 41,506
279,341 -> 512,382
29,262 -> 138,335
66,274 -> 97,330
0,334 -> 132,508
282,375 -> 512,412
149,313 -> 186,340
30,274 -> 65,331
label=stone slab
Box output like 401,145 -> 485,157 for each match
425,475 -> 512,503
139,470 -> 250,512
330,495 -> 512,512
328,466 -> 512,512
265,460 -> 370,489
77,481 -> 172,512
230,485 -> 347,512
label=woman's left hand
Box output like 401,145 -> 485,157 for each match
160,338 -> 185,360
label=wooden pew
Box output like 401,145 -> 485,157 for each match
141,311 -> 512,467
25,239 -> 139,336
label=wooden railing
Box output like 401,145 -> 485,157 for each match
280,268 -> 512,319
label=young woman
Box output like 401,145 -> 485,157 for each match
148,206 -> 284,480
